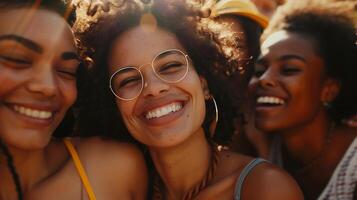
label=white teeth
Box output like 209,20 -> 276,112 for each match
145,102 -> 183,119
257,96 -> 285,105
13,105 -> 53,119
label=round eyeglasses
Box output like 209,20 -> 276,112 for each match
109,49 -> 189,100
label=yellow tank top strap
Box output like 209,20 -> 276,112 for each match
63,138 -> 97,200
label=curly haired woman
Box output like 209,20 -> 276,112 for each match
249,0 -> 357,199
74,0 -> 303,199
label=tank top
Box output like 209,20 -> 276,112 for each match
270,136 -> 357,200
317,137 -> 357,200
63,138 -> 97,200
234,158 -> 267,200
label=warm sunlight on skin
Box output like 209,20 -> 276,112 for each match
261,30 -> 290,52
140,13 -> 158,32
0,8 -> 78,149
260,31 -> 291,60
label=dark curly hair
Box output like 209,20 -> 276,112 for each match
213,14 -> 264,109
262,0 -> 357,123
73,0 -> 250,145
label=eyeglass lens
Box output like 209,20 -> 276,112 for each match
110,49 -> 188,100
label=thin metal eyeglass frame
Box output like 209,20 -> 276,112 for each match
109,49 -> 189,101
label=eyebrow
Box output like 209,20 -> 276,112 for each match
0,34 -> 43,53
0,34 -> 79,61
113,66 -> 139,75
62,52 -> 80,61
278,54 -> 306,63
257,54 -> 307,65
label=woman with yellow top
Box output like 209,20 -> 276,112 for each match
0,1 -> 147,199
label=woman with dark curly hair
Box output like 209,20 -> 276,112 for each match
74,0 -> 302,199
249,0 -> 357,199
0,1 -> 147,199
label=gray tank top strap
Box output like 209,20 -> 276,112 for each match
234,158 -> 267,200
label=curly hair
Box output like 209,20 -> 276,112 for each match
262,0 -> 357,123
73,0 -> 250,144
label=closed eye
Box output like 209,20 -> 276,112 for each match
0,55 -> 31,65
158,62 -> 185,74
57,69 -> 77,80
119,76 -> 142,88
281,65 -> 302,76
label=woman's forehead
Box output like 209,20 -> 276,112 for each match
0,8 -> 75,50
109,26 -> 186,67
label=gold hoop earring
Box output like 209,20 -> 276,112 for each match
209,95 -> 219,137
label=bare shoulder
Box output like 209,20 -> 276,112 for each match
242,162 -> 304,200
74,137 -> 147,177
74,137 -> 145,161
71,137 -> 148,199
214,150 -> 254,179
27,138 -> 147,199
202,150 -> 303,200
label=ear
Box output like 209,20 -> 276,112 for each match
321,78 -> 340,103
199,75 -> 210,100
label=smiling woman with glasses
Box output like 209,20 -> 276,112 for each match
74,0 -> 303,199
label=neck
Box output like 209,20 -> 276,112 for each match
149,128 -> 212,199
278,110 -> 332,168
0,144 -> 49,198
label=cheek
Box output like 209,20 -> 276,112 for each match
189,76 -> 207,124
290,76 -> 323,104
59,81 -> 78,109
247,78 -> 259,99
116,99 -> 137,129
248,78 -> 258,92
285,77 -> 324,121
0,68 -> 23,97
116,100 -> 133,116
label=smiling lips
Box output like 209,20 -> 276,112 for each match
145,102 -> 183,120
12,105 -> 53,120
256,96 -> 285,106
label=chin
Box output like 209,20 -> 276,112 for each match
255,120 -> 281,134
17,138 -> 51,150
3,131 -> 52,151
140,129 -> 193,148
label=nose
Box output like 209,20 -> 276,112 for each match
258,68 -> 277,88
141,69 -> 170,98
26,63 -> 58,98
